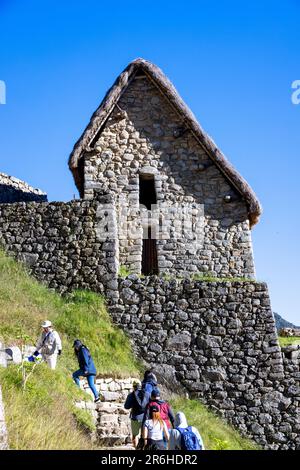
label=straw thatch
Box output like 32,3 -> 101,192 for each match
68,58 -> 262,226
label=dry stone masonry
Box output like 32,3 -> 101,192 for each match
0,172 -> 47,203
76,377 -> 138,447
112,276 -> 300,450
0,194 -> 118,299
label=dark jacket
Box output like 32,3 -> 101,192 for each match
124,389 -> 150,421
77,346 -> 96,376
143,399 -> 175,429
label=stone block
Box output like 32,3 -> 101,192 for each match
99,414 -> 119,425
5,346 -> 22,364
101,391 -> 123,402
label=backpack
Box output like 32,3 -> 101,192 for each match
177,426 -> 202,451
149,400 -> 171,426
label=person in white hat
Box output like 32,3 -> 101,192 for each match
29,320 -> 62,370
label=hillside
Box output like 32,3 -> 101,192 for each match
0,250 -> 140,450
0,250 -> 259,450
274,312 -> 299,331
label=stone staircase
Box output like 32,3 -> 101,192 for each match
75,376 -> 139,448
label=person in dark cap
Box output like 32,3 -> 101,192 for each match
124,380 -> 150,448
72,339 -> 100,403
143,388 -> 175,431
143,404 -> 169,450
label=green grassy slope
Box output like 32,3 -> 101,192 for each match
0,250 -> 140,449
278,336 -> 300,347
0,250 -> 259,450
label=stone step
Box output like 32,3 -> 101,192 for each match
97,435 -> 131,447
103,444 -> 134,451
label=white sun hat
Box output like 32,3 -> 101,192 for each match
41,320 -> 52,328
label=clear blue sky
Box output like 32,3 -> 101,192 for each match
0,0 -> 299,323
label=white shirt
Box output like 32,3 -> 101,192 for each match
36,329 -> 62,356
144,419 -> 168,441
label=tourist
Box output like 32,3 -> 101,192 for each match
72,339 -> 101,403
142,370 -> 158,395
168,412 -> 204,450
124,381 -> 150,448
143,388 -> 175,430
28,320 -> 62,370
143,404 -> 169,450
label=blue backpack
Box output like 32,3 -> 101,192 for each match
177,426 -> 202,451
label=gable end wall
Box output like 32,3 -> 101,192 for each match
83,76 -> 256,278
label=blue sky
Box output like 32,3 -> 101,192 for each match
0,0 -> 299,323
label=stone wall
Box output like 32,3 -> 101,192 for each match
76,377 -> 138,447
0,172 -> 47,203
112,276 -> 300,450
83,75 -> 255,279
0,194 -> 118,300
281,345 -> 300,441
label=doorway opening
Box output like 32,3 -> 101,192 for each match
139,174 -> 157,210
142,226 -> 159,275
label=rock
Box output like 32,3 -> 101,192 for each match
203,368 -> 226,382
0,351 -> 7,368
197,335 -> 221,350
250,423 -> 264,435
166,333 -> 191,351
5,346 -> 22,364
271,432 -> 288,444
101,391 -> 123,402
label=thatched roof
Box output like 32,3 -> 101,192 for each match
69,58 -> 262,226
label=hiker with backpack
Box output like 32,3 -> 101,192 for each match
28,320 -> 62,370
142,370 -> 158,395
143,388 -> 175,431
124,381 -> 150,448
168,411 -> 204,450
143,404 -> 169,450
72,339 -> 101,403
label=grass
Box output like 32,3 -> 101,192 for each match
118,267 -> 254,283
0,250 -> 140,449
0,251 -> 140,377
118,265 -> 132,277
0,363 -> 95,450
162,273 -> 254,283
191,273 -> 254,282
278,336 -> 300,347
170,397 -> 260,450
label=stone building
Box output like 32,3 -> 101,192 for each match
69,58 -> 262,279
